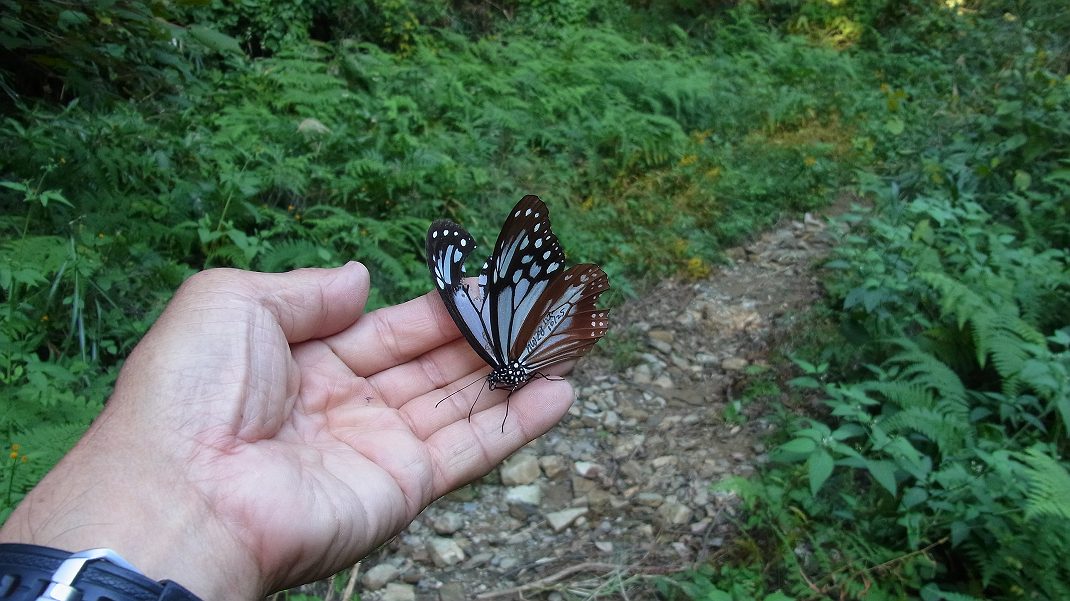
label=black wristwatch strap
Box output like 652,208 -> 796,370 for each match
0,544 -> 202,601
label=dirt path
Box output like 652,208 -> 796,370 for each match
303,210 -> 839,601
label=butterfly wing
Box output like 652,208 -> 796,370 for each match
512,263 -> 610,372
426,219 -> 500,368
481,195 -> 610,375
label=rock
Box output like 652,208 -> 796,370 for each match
652,455 -> 678,469
648,338 -> 673,354
545,507 -> 588,533
430,511 -> 464,535
574,461 -> 604,479
694,352 -> 719,365
634,492 -> 664,507
652,374 -> 674,389
445,485 -> 477,502
380,583 -> 416,601
438,582 -> 467,601
571,475 -> 597,496
500,453 -> 541,485
631,364 -> 654,385
721,357 -> 749,371
658,501 -> 693,525
362,563 -> 399,590
595,541 -> 614,553
427,538 -> 465,567
505,484 -> 542,519
619,460 -> 645,481
648,329 -> 674,343
602,410 -> 621,431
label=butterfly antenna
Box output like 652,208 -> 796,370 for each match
436,375 -> 488,408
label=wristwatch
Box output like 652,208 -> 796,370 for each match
0,544 -> 202,601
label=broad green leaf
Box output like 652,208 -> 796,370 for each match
188,25 -> 244,56
808,449 -> 834,496
867,459 -> 897,495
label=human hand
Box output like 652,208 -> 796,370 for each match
0,263 -> 575,599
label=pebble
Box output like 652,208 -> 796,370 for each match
379,583 -> 416,601
438,582 -> 467,601
361,563 -> 399,590
500,453 -> 541,485
545,507 -> 588,533
573,461 -> 604,479
427,538 -> 465,567
721,357 -> 749,371
538,454 -> 568,478
658,501 -> 694,525
631,364 -> 654,384
505,484 -> 542,519
653,374 -> 674,389
430,511 -> 464,535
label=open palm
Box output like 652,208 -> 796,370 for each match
0,263 -> 574,599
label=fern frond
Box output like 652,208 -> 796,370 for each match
877,407 -> 969,455
1018,448 -> 1070,521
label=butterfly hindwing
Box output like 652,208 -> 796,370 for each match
426,220 -> 499,368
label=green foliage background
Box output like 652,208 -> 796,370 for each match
1,0 -> 1068,599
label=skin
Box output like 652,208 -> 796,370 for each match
0,262 -> 575,599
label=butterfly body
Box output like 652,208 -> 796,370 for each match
426,195 -> 610,399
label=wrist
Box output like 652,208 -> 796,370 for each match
0,423 -> 263,600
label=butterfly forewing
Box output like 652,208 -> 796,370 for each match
481,195 -> 570,364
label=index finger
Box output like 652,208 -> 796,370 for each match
325,290 -> 461,376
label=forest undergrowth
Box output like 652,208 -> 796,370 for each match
2,1 -> 1068,599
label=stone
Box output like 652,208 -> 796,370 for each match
602,410 -> 620,431
634,492 -> 664,507
658,501 -> 693,525
380,583 -> 416,601
594,541 -> 614,553
505,484 -> 542,519
721,356 -> 749,372
652,455 -> 678,468
500,453 -> 541,485
438,582 -> 467,601
465,552 -> 493,568
574,461 -> 604,479
648,338 -> 673,354
361,563 -> 399,590
631,364 -> 654,385
427,537 -> 465,567
648,329 -> 675,343
430,511 -> 464,535
652,374 -> 674,389
545,507 -> 588,533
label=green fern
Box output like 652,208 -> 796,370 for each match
1018,448 -> 1070,521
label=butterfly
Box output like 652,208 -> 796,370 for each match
426,195 -> 610,424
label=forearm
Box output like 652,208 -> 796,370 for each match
0,415 -> 263,600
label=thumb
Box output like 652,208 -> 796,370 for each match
169,262 -> 371,343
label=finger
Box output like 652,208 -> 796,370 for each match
364,337 -> 488,408
172,262 -> 370,343
423,378 -> 575,494
327,290 -> 463,377
260,262 -> 371,342
398,361 -> 577,438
